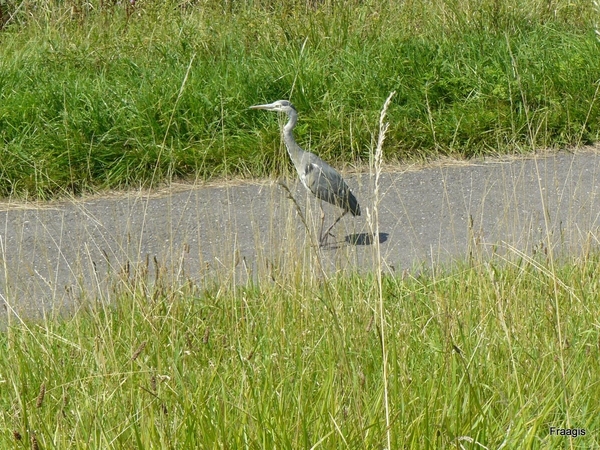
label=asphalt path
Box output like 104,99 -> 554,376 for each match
2,148 -> 600,319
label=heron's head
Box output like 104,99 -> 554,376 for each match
249,100 -> 296,114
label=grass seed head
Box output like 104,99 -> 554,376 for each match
30,432 -> 38,450
131,342 -> 147,361
36,383 -> 45,409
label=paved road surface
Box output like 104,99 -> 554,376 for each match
2,148 -> 600,319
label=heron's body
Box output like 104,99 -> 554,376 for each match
250,100 -> 361,245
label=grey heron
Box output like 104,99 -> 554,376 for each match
250,100 -> 361,246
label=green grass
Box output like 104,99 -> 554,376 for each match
2,3 -> 599,447
1,254 -> 599,448
0,0 -> 599,198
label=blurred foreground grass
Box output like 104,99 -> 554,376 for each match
1,253 -> 599,448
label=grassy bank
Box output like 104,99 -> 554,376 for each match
2,3 -> 599,447
1,254 -> 599,448
0,0 -> 599,198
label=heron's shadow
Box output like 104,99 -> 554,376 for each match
345,232 -> 389,246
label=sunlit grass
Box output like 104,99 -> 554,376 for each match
1,254 -> 599,448
0,0 -> 599,198
1,2 -> 599,447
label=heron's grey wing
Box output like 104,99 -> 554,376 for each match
304,161 -> 361,216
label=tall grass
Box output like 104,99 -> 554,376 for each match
1,50 -> 599,446
0,0 -> 599,198
1,254 -> 599,448
1,3 -> 599,448
2,83 -> 598,448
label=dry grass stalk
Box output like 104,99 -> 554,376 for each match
371,91 -> 396,450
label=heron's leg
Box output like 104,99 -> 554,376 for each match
318,201 -> 326,244
319,210 -> 348,247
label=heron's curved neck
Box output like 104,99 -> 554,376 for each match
283,108 -> 298,135
281,108 -> 304,166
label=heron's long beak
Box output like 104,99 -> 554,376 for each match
249,103 -> 276,110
